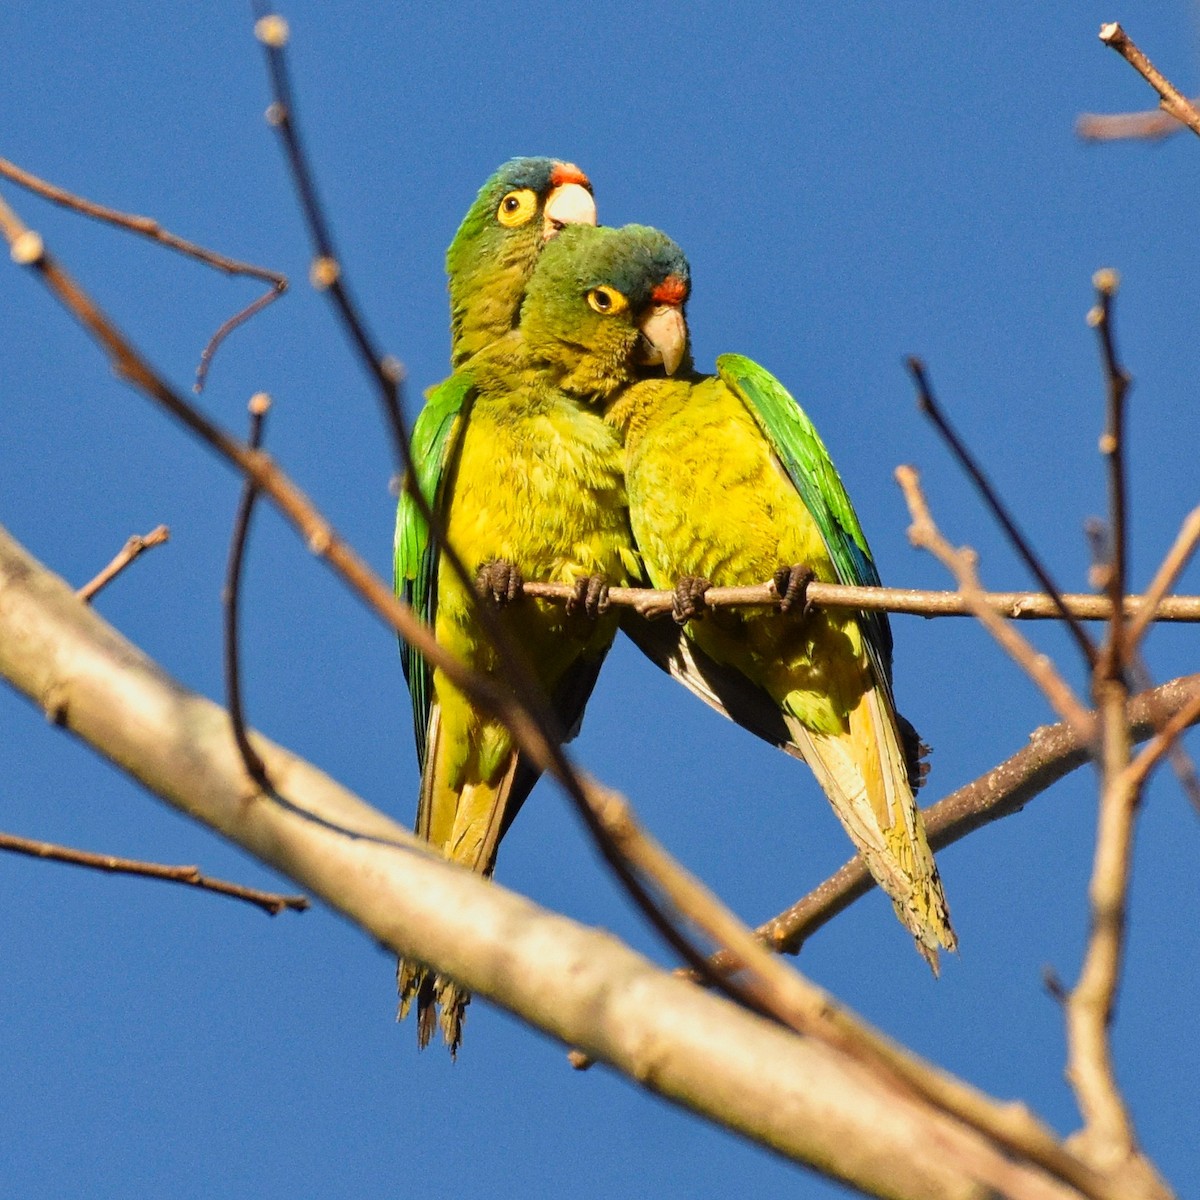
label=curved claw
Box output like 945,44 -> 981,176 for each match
672,575 -> 712,625
476,559 -> 524,608
773,564 -> 815,616
566,574 -> 610,620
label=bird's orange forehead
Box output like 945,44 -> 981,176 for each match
550,162 -> 591,189
652,275 -> 688,305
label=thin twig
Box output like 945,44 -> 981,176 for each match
0,154 -> 287,392
0,187 -> 768,1026
1065,266 -> 1140,1170
699,673 -> 1200,964
521,579 -> 1200,623
1099,23 -> 1200,139
1076,106 -> 1189,143
897,464 -> 1096,742
1126,506 -> 1200,651
223,393 -> 273,793
906,357 -> 1098,668
1086,517 -> 1200,815
77,525 -> 169,602
247,12 -> 781,1016
0,829 -> 308,915
1123,686 -> 1200,795
194,284 -> 285,394
1090,271 -> 1131,680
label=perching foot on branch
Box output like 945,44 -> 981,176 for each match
672,576 -> 713,625
773,564 -> 815,616
476,559 -> 524,608
566,574 -> 610,619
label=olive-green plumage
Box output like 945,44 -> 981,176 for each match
393,221 -> 682,1053
603,240 -> 956,968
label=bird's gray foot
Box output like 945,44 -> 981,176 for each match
476,559 -> 524,608
672,575 -> 712,625
773,564 -> 815,616
566,574 -> 610,619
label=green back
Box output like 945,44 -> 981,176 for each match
394,372 -> 476,765
717,353 -> 896,700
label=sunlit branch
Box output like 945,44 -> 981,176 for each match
1098,23 -> 1200,139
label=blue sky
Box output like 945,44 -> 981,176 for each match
2,4 -> 1198,1197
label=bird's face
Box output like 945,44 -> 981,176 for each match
449,157 -> 596,279
447,158 -> 597,366
521,224 -> 691,397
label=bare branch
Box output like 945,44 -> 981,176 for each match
77,525 -> 169,602
1098,24 -> 1200,139
906,357 -> 1098,667
0,154 -> 287,391
897,464 -> 1096,742
0,828 -> 308,915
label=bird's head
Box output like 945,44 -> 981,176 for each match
447,157 -> 597,366
519,223 -> 691,399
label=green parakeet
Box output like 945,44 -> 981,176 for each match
599,233 -> 956,969
393,158 -> 596,1052
393,221 -> 684,1053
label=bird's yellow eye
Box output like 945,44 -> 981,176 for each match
496,188 -> 538,227
586,286 -> 629,315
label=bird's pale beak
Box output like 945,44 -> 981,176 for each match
637,304 -> 687,376
542,182 -> 597,240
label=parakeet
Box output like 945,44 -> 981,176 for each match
599,235 -> 956,969
393,158 -> 596,1052
393,222 -> 683,1053
447,157 -> 597,368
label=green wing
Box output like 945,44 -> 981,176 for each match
717,353 -> 895,699
394,372 -> 476,767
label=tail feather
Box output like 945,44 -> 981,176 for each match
786,685 -> 956,970
398,707 -> 524,1057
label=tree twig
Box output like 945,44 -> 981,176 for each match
1065,267 -> 1140,1172
897,464 -> 1096,742
0,184 -> 769,1026
247,11 -> 783,1015
223,394 -> 273,794
1098,24 -> 1200,139
906,357 -> 1098,667
0,154 -> 287,392
77,525 -> 170,602
0,829 -> 308,915
1125,506 -> 1200,651
1085,518 -> 1200,817
1090,271 -> 1131,679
